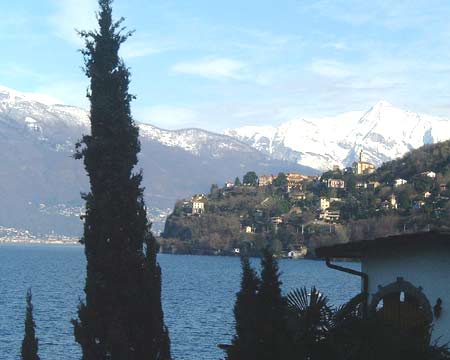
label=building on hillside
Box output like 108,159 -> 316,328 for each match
191,201 -> 205,215
286,173 -> 307,191
225,181 -> 234,189
244,226 -> 253,234
320,198 -> 330,211
381,194 -> 398,210
319,210 -> 341,222
421,171 -> 437,179
389,194 -> 398,209
316,231 -> 450,345
356,182 -> 368,189
368,181 -> 381,189
289,191 -> 306,201
390,194 -> 398,209
320,197 -> 341,211
394,178 -> 408,187
327,178 -> 345,189
330,197 -> 342,204
271,216 -> 283,225
306,175 -> 320,181
258,175 -> 276,187
352,150 -> 376,175
191,196 -> 206,215
413,200 -> 425,210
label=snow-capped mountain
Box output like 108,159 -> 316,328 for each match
226,101 -> 450,170
0,86 -> 312,238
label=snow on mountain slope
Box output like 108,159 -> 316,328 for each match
226,101 -> 450,170
0,85 -> 315,238
139,125 -> 259,158
0,85 -> 266,159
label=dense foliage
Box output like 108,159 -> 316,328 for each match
226,251 -> 291,360
225,254 -> 450,360
162,139 -> 450,255
21,289 -> 39,360
72,1 -> 170,359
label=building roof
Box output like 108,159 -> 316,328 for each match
315,230 -> 450,259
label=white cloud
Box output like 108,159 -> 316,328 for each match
135,105 -> 198,129
49,0 -> 97,45
171,57 -> 247,80
309,59 -> 353,79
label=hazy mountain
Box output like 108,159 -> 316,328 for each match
225,101 -> 450,170
0,86 -> 313,238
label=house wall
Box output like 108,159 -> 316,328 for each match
362,245 -> 450,344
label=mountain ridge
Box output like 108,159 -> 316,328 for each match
225,100 -> 450,170
0,85 -> 314,238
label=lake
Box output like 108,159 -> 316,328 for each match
0,244 -> 360,359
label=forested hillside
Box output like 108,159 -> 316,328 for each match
161,140 -> 450,256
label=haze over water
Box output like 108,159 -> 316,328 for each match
0,245 -> 359,360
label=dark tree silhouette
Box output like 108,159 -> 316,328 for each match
243,171 -> 258,186
255,249 -> 292,360
72,1 -> 171,359
286,287 -> 333,359
273,173 -> 288,188
226,257 -> 260,360
21,289 -> 39,360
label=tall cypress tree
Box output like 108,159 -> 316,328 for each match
227,257 -> 260,360
21,289 -> 39,360
72,1 -> 170,359
256,249 -> 291,360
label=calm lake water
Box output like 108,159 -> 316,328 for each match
0,244 -> 360,360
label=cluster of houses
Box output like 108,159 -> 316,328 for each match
178,151 -> 447,231
318,171 -> 443,222
258,173 -> 318,190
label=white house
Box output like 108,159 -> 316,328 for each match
191,198 -> 205,215
327,178 -> 345,189
320,198 -> 330,211
394,178 -> 408,187
421,171 -> 437,179
317,231 -> 450,345
225,181 -> 234,189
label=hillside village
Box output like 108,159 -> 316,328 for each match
160,143 -> 450,257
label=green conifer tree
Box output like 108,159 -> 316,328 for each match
256,249 -> 291,360
234,177 -> 242,186
243,171 -> 258,186
21,289 -> 39,360
227,257 -> 260,360
72,1 -> 171,359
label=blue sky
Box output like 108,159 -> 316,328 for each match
2,0 -> 450,131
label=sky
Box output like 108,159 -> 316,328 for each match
2,0 -> 450,131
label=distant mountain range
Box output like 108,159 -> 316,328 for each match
225,100 -> 450,170
2,85 -> 450,239
0,86 -> 311,238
